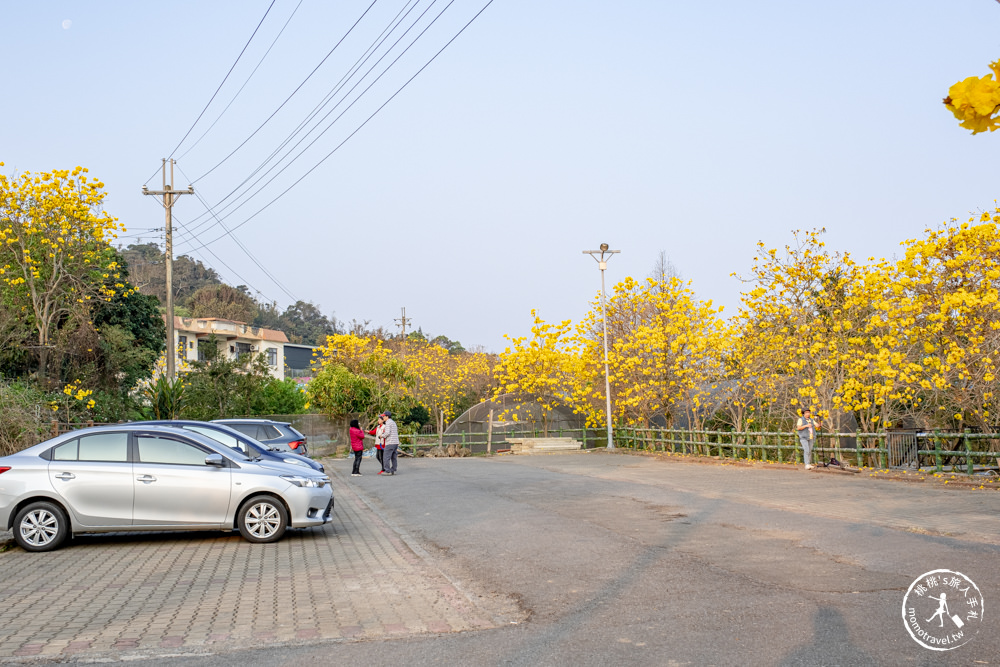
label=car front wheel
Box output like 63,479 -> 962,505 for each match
14,501 -> 70,552
238,496 -> 288,543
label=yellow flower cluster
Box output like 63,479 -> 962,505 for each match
944,60 -> 1000,134
497,213 -> 1000,435
60,380 -> 97,410
0,162 -> 124,353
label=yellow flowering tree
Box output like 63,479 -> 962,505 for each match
944,59 -> 1000,134
577,276 -> 726,428
493,311 -> 579,435
894,212 -> 1000,432
0,164 -> 124,379
307,333 -> 412,423
404,340 -> 495,438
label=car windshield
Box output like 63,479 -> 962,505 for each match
184,425 -> 254,456
175,429 -> 251,462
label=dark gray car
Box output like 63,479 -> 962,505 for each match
213,419 -> 309,456
134,420 -> 324,473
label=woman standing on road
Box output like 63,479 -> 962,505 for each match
349,419 -> 365,476
367,414 -> 387,473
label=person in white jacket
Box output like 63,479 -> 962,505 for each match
380,410 -> 400,475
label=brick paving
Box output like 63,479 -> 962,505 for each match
0,468 -> 505,661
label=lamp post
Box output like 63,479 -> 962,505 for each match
583,243 -> 620,449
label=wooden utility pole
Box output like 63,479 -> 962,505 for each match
143,159 -> 194,381
395,306 -> 412,359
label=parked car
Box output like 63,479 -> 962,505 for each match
213,419 -> 309,456
0,425 -> 333,552
134,420 -> 324,473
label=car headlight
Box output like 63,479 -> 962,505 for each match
281,474 -> 328,488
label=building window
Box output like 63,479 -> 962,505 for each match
236,342 -> 251,359
267,347 -> 278,366
178,335 -> 187,358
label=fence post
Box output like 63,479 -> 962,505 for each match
51,420 -> 59,438
879,433 -> 887,470
964,429 -> 973,475
487,408 -> 493,454
581,426 -> 587,450
933,430 -> 942,472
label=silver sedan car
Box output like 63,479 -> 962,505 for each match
0,425 -> 334,552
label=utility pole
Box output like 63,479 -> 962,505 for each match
143,159 -> 194,382
395,307 -> 412,359
583,243 -> 620,449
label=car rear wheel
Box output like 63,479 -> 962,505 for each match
14,501 -> 70,552
238,496 -> 288,543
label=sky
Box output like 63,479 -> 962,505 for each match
3,1 -> 999,352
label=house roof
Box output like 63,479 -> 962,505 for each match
168,315 -> 290,344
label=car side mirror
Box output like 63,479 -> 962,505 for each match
205,453 -> 225,467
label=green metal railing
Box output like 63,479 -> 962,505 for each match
613,427 -> 1000,473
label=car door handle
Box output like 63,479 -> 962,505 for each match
136,475 -> 157,483
55,472 -> 76,481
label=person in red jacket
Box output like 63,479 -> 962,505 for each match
349,419 -> 365,476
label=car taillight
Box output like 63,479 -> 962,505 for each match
0,467 -> 10,475
288,440 -> 304,450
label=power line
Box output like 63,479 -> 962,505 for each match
174,163 -> 299,302
177,0 -> 304,161
176,0 -> 425,237
189,0 -> 499,252
168,0 -> 278,158
179,0 -> 483,250
176,0 -> 437,240
190,0 -> 381,184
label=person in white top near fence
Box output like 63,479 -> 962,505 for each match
796,408 -> 820,470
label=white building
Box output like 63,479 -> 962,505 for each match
171,316 -> 289,380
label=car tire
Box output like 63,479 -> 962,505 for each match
14,501 -> 70,552
237,496 -> 288,543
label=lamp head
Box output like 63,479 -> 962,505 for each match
600,243 -> 609,252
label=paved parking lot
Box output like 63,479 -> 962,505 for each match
2,452 -> 998,664
0,470 -> 515,661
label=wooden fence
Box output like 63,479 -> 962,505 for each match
614,427 -> 1000,473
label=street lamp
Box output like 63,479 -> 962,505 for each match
583,243 -> 620,449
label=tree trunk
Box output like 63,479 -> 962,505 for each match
37,345 -> 49,382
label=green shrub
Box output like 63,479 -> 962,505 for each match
0,381 -> 50,455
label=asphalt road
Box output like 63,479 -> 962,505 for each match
152,452 -> 999,666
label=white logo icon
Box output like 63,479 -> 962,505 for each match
902,569 -> 984,651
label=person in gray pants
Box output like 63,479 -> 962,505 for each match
796,408 -> 820,470
380,410 -> 400,475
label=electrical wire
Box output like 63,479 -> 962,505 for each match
168,0 -> 278,159
174,164 -> 299,302
177,0 -> 304,161
134,192 -> 281,308
177,0 -> 465,246
191,0 -> 382,184
176,0 -> 424,235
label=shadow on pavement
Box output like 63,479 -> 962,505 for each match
778,606 -> 874,666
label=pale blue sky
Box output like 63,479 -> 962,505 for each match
3,1 -> 999,351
